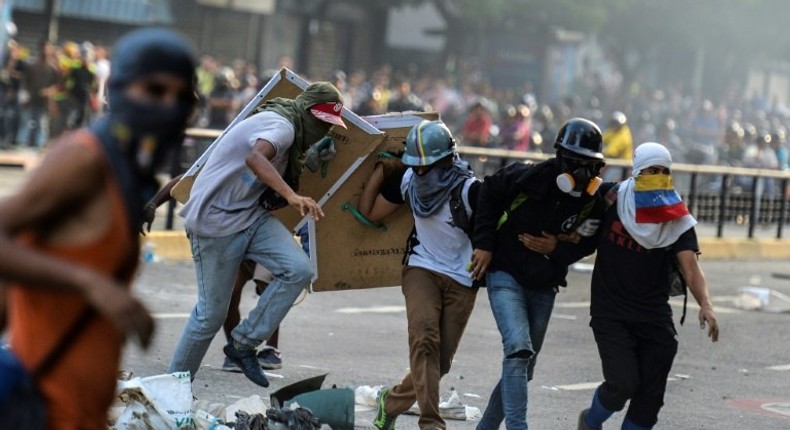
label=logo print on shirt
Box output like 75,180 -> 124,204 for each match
607,220 -> 649,253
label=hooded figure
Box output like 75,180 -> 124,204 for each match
92,27 -> 197,230
0,27 -> 197,429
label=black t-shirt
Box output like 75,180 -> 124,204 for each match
590,204 -> 699,322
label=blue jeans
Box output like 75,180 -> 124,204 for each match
168,212 -> 314,379
477,270 -> 557,430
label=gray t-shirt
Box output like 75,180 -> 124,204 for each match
181,111 -> 295,236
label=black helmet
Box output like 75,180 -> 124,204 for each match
554,117 -> 604,160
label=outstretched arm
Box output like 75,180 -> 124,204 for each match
678,250 -> 719,342
247,138 -> 324,220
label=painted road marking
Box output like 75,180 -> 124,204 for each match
727,399 -> 790,420
551,313 -> 577,320
550,376 -> 681,392
766,364 -> 790,371
153,313 -> 191,319
336,305 -> 406,314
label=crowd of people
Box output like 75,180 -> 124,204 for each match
3,38 -> 789,187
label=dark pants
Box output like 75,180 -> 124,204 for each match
591,317 -> 678,428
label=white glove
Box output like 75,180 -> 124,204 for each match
576,218 -> 601,237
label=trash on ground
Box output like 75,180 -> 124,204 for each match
402,387 -> 482,421
111,372 -> 194,429
225,395 -> 267,422
733,287 -> 790,313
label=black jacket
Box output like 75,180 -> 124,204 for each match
472,159 -> 604,290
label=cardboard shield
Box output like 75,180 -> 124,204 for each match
307,112 -> 439,292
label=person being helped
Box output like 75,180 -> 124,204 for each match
577,142 -> 719,430
0,27 -> 197,429
357,120 -> 481,430
469,118 -> 608,430
167,81 -> 346,388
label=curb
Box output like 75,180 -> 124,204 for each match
142,232 -> 790,262
142,231 -> 191,261
697,238 -> 790,260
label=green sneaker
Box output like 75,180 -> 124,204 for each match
373,387 -> 397,430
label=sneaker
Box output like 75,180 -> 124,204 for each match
577,408 -> 594,430
221,356 -> 241,373
372,387 -> 397,430
257,346 -> 282,370
223,342 -> 270,388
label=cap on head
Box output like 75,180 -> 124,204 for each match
554,117 -> 604,160
402,120 -> 455,167
299,81 -> 346,128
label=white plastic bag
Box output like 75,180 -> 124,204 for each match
224,394 -> 267,422
113,372 -> 195,429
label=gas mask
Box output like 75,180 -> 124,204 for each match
556,153 -> 604,196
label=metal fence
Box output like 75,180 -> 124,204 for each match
178,128 -> 790,240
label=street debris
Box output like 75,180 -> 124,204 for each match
733,286 -> 790,313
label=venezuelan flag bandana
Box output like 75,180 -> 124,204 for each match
633,174 -> 690,223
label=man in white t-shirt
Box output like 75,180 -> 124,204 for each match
358,120 -> 481,430
168,82 -> 346,387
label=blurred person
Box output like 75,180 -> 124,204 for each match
771,126 -> 788,172
577,143 -> 718,430
601,110 -> 633,181
656,119 -> 683,162
0,27 -> 197,429
195,55 -> 217,100
460,101 -> 492,148
93,45 -> 111,114
167,82 -> 345,388
21,40 -> 59,148
330,69 -> 352,107
499,104 -> 531,152
720,121 -> 745,166
356,88 -> 386,117
206,68 -> 236,129
743,131 -> 779,199
471,118 -> 608,430
387,79 -> 424,112
50,41 -> 96,137
0,39 -> 28,147
689,100 -> 721,165
360,121 -> 481,430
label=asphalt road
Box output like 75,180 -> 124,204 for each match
122,257 -> 790,429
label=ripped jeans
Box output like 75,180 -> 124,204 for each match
477,270 -> 557,430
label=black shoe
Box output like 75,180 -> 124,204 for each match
223,343 -> 270,387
